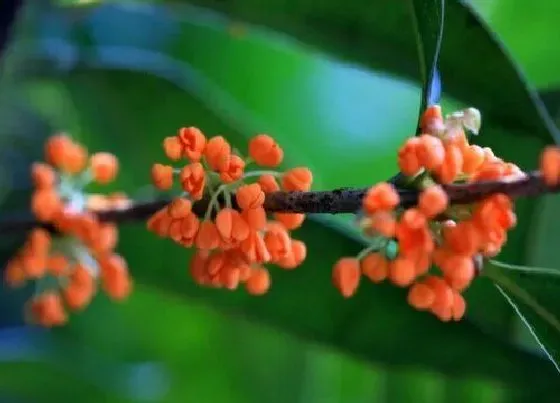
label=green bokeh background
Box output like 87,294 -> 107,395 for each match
1,0 -> 560,402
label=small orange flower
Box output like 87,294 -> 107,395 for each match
4,259 -> 26,287
332,257 -> 360,298
451,292 -> 466,321
369,211 -> 396,237
61,142 -> 88,174
417,134 -> 445,171
99,254 -> 132,301
263,222 -> 292,262
63,283 -> 94,311
277,240 -> 307,270
151,163 -> 174,190
242,207 -> 267,231
31,163 -> 56,189
540,145 -> 560,186
418,185 -> 448,218
282,167 -> 313,191
440,255 -> 475,291
424,276 -> 454,322
248,134 -> 284,167
163,136 -> 183,161
90,152 -> 119,184
236,183 -> 265,210
388,257 -> 416,287
442,221 -> 480,257
27,229 -> 51,254
28,292 -> 67,327
258,174 -> 280,193
180,162 -> 206,200
168,198 -> 192,219
362,182 -> 399,214
178,127 -> 206,161
44,134 -> 73,169
31,189 -> 62,222
462,145 -> 485,174
245,267 -> 271,295
274,213 -> 305,230
220,155 -> 245,183
420,105 -> 444,134
240,231 -> 270,263
205,136 -> 231,171
407,282 -> 435,310
398,137 -> 422,177
215,208 -> 250,244
400,208 -> 426,230
47,253 -> 68,276
360,253 -> 388,283
435,144 -> 462,184
196,220 -> 221,250
179,213 -> 200,246
470,162 -> 505,182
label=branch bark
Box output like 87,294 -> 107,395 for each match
0,170 -> 557,233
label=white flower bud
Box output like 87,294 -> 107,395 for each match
462,107 -> 481,135
444,107 -> 482,137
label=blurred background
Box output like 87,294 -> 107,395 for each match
1,0 -> 560,402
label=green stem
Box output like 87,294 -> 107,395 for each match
205,183 -> 228,220
484,262 -> 560,334
356,238 -> 387,261
225,190 -> 232,209
242,170 -> 282,180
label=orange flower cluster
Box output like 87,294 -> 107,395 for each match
149,127 -> 312,294
4,134 -> 132,327
333,105 -> 520,322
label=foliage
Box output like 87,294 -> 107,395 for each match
1,0 -> 560,402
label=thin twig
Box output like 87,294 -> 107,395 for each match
0,170 -> 557,233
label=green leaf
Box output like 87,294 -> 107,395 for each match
16,2 -> 560,388
540,90 -> 560,126
468,0 -> 560,89
120,219 -> 555,388
484,193 -> 560,375
157,0 -> 559,143
409,0 -> 444,113
0,327 -> 140,402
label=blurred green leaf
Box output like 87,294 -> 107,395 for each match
409,0 -> 443,113
166,0 -> 559,143
540,90 -> 560,126
485,193 -> 560,373
468,0 -> 560,89
0,327 -> 141,402
14,2 -> 560,389
121,218 -> 553,387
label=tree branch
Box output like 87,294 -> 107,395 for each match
0,171 -> 558,233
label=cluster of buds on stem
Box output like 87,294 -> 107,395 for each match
148,128 -> 312,294
3,134 -> 132,327
333,105 -> 519,321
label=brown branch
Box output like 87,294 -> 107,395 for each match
0,171 -> 558,233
